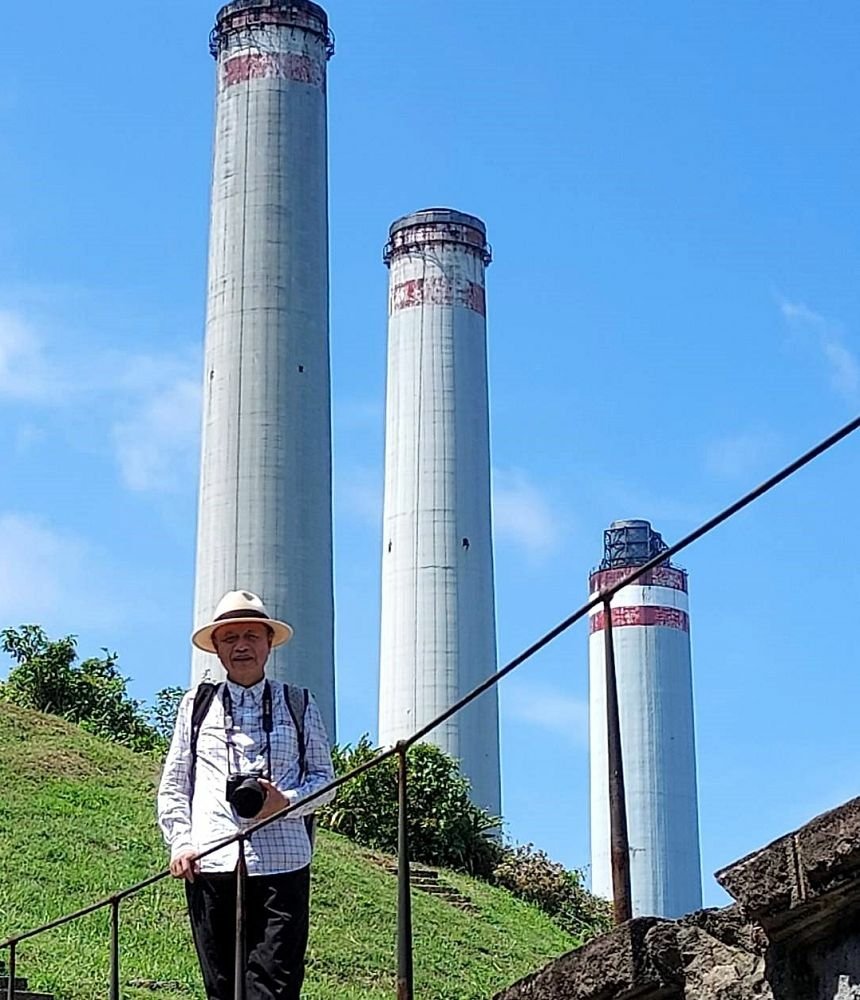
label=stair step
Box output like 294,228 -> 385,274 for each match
376,859 -> 438,878
127,980 -> 187,991
369,852 -> 475,910
0,968 -> 53,1000
408,867 -> 438,879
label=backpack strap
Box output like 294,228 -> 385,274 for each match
188,680 -> 316,850
189,682 -> 220,789
283,683 -> 316,850
283,683 -> 309,780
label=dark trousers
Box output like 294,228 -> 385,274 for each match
185,867 -> 311,1000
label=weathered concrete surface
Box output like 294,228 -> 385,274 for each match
494,907 -> 767,1000
715,796 -> 860,941
491,918 -> 679,1000
495,797 -> 860,1000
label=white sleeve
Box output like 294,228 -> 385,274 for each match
156,691 -> 196,860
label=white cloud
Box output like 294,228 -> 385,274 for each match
493,468 -> 561,559
0,302 -> 202,495
504,680 -> 589,747
0,514 -> 122,630
0,310 -> 60,401
779,298 -> 860,402
112,377 -> 201,492
779,300 -> 825,327
704,429 -> 781,481
821,339 -> 860,398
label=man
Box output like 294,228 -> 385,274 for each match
157,590 -> 335,1000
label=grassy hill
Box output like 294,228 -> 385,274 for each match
0,704 -> 577,1000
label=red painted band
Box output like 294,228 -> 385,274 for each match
589,565 -> 688,594
223,10 -> 324,31
390,277 -> 486,316
590,606 -> 690,634
223,52 -> 325,89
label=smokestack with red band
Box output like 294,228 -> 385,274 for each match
378,209 -> 501,817
192,1 -> 336,737
589,519 -> 702,917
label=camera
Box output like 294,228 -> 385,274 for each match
226,773 -> 268,819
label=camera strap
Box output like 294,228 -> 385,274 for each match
221,680 -> 273,779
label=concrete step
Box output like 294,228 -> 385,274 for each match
127,980 -> 187,991
412,882 -> 454,894
379,862 -> 439,881
369,852 -> 475,909
0,978 -> 29,991
408,867 -> 439,880
1,965 -> 54,1000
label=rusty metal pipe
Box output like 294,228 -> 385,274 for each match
603,598 -> 632,923
234,838 -> 248,1000
6,942 -> 15,1000
109,897 -> 120,1000
396,744 -> 414,1000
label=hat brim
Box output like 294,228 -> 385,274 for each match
191,616 -> 294,653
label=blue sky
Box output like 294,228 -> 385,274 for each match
2,1 -> 859,908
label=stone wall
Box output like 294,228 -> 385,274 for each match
495,797 -> 860,1000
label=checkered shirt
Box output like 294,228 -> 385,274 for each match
157,677 -> 336,875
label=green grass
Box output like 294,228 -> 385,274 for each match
0,704 -> 576,999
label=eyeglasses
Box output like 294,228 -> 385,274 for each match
216,629 -> 269,646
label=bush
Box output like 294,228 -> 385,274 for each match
321,737 -> 610,940
319,736 -> 502,877
0,625 -> 163,753
492,843 -> 612,941
149,685 -> 185,747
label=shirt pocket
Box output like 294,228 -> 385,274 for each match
196,719 -> 229,766
269,720 -> 300,781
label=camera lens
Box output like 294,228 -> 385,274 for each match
232,777 -> 266,818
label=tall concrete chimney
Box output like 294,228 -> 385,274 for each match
192,0 -> 336,737
378,209 -> 501,817
589,520 -> 702,916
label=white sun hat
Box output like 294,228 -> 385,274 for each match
192,590 -> 294,653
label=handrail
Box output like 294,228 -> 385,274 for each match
403,411 -> 860,748
3,412 -> 860,993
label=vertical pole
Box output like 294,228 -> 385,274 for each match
109,898 -> 121,1000
234,837 -> 247,1000
7,942 -> 16,1000
396,743 -> 414,1000
603,597 -> 632,923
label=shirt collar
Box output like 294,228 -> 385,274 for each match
225,676 -> 267,707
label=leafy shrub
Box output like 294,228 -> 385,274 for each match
492,843 -> 612,941
321,737 -> 610,940
149,685 -> 185,747
319,735 -> 502,877
0,625 -> 164,752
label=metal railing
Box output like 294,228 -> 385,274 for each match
3,412 -> 860,1000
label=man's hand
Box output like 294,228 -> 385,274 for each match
258,779 -> 291,819
170,850 -> 199,882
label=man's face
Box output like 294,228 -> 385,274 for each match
212,622 -> 273,686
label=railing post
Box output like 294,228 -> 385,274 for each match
603,597 -> 632,924
396,743 -> 414,1000
109,897 -> 120,1000
234,837 -> 247,1000
7,942 -> 16,1000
